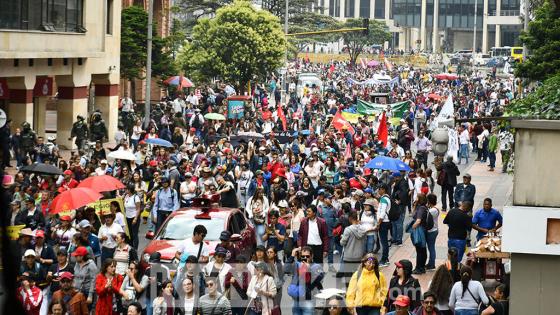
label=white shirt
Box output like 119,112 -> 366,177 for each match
428,206 -> 439,232
98,223 -> 124,249
459,129 -> 470,145
124,194 -> 141,219
178,237 -> 209,259
307,218 -> 322,245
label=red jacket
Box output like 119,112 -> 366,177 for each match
17,285 -> 43,315
297,216 -> 329,252
95,273 -> 124,315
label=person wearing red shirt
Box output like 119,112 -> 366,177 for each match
59,170 -> 78,192
95,259 -> 124,315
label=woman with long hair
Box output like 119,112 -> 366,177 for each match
153,280 -> 176,315
123,184 -> 142,249
428,259 -> 455,315
323,156 -> 339,185
449,265 -> 489,315
245,188 -> 270,246
247,246 -> 268,277
48,298 -> 67,315
346,253 -> 387,315
120,261 -> 149,310
410,193 -> 428,274
94,258 -> 125,315
266,246 -> 284,308
113,232 -> 138,276
109,201 -> 127,232
385,259 -> 422,312
246,262 -> 277,315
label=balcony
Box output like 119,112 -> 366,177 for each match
489,9 -> 520,16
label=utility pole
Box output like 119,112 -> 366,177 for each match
283,0 -> 289,103
523,0 -> 529,59
473,0 -> 478,53
145,0 -> 153,127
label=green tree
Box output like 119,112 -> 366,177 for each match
506,73 -> 560,119
340,19 -> 391,67
515,0 -> 560,81
287,12 -> 341,54
120,6 -> 177,99
178,0 -> 286,92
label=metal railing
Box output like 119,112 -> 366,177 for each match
490,9 -> 520,16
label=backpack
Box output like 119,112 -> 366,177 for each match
420,180 -> 430,195
436,168 -> 447,186
386,196 -> 400,222
422,206 -> 435,230
192,114 -> 203,129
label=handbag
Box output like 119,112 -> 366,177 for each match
287,263 -> 306,298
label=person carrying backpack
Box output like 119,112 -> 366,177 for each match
407,193 -> 429,275
390,171 -> 409,246
375,184 -> 392,267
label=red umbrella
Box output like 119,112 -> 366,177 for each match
50,188 -> 102,215
428,93 -> 441,100
78,175 -> 125,192
434,73 -> 459,80
163,76 -> 194,88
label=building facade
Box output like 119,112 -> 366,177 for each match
316,0 -> 522,53
0,0 -> 122,149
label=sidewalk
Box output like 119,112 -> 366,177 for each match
380,159 -> 513,289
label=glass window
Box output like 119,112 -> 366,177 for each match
158,216 -> 226,241
0,0 -> 83,31
234,212 -> 246,232
375,0 -> 385,19
359,0 -> 369,18
52,0 -> 67,31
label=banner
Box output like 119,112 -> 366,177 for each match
377,112 -> 388,147
356,99 -> 410,118
227,100 -> 244,119
348,76 -> 400,88
435,94 -> 454,126
340,111 -> 376,123
33,76 -> 53,97
0,79 -> 9,100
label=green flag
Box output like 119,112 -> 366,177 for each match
356,99 -> 411,118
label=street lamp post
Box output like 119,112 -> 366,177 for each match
145,0 -> 153,127
473,0 -> 478,53
283,0 -> 289,104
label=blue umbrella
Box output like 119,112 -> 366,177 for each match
364,156 -> 411,171
300,130 -> 311,136
145,138 -> 174,148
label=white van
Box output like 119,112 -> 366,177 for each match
297,73 -> 323,98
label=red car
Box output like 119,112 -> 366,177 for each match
141,203 -> 256,270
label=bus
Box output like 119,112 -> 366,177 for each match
490,46 -> 524,61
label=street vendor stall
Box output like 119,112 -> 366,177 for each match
467,234 -> 510,282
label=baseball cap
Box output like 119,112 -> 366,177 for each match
463,173 -> 472,178
35,230 -> 45,238
100,159 -> 108,164
71,246 -> 88,257
393,295 -> 411,307
2,175 -> 14,186
190,127 -> 196,132
60,215 -> 72,221
149,160 -> 158,167
215,247 -> 227,257
63,170 -> 73,176
58,271 -> 74,281
364,187 -> 373,194
185,172 -> 193,177
219,231 -> 232,241
78,219 -> 92,229
24,249 -> 36,257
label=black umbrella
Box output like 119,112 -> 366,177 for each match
20,163 -> 64,175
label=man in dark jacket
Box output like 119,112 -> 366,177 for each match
454,173 -> 476,207
439,157 -> 460,211
297,205 -> 329,264
18,197 -> 46,231
412,291 -> 441,315
391,171 -> 410,245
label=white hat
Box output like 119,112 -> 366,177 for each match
24,249 -> 36,257
278,200 -> 289,208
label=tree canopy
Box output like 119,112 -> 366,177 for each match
341,19 -> 391,67
506,73 -> 560,119
178,0 -> 286,91
515,0 -> 560,81
287,12 -> 341,53
120,6 -> 177,86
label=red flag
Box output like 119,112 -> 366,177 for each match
344,144 -> 352,160
277,106 -> 287,131
377,111 -> 388,147
332,111 -> 355,135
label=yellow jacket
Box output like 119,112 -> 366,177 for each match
346,267 -> 388,308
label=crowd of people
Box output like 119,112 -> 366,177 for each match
1,58 -> 512,315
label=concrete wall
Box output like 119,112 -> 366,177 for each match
512,120 -> 560,207
509,254 -> 560,315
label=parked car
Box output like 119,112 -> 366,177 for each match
473,53 -> 492,66
141,200 -> 256,271
486,57 -> 506,68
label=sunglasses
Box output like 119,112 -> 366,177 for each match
206,283 -> 215,287
329,306 -> 340,310
301,255 -> 310,259
423,300 -> 435,305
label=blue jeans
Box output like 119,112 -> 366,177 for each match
391,208 -> 405,244
489,151 -> 496,168
356,306 -> 381,315
455,309 -> 479,315
328,236 -> 342,265
426,230 -> 438,268
292,300 -> 314,315
459,143 -> 469,163
448,238 -> 467,262
254,222 -> 265,246
365,234 -> 376,253
379,222 -> 392,263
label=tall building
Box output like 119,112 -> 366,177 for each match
0,0 -> 121,149
318,0 -> 523,53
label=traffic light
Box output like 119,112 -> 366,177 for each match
362,18 -> 369,36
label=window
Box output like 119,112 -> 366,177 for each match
0,0 -> 83,32
234,212 -> 247,232
106,0 -> 113,34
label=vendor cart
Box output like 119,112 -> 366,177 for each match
468,251 -> 510,282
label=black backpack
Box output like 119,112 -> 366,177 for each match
387,196 -> 400,222
422,206 -> 435,230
